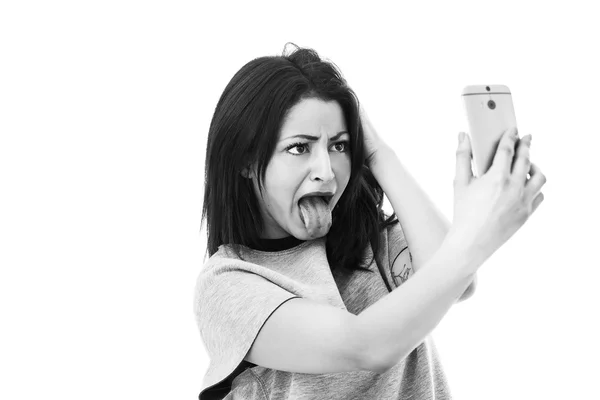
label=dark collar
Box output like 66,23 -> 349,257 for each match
250,235 -> 306,252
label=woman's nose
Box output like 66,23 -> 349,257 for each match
310,148 -> 335,182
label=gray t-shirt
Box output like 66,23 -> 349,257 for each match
194,221 -> 452,399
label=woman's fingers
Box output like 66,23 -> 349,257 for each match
512,135 -> 546,213
490,128 -> 520,177
454,132 -> 474,186
531,191 -> 545,213
512,135 -> 532,184
525,162 -> 547,205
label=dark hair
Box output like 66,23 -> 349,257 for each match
201,43 -> 399,281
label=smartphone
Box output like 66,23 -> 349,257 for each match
462,84 -> 518,177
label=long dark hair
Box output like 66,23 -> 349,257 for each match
201,43 -> 399,279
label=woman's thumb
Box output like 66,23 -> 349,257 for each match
455,132 -> 474,186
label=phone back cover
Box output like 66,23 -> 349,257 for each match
463,89 -> 517,176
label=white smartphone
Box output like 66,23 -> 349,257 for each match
462,84 -> 518,177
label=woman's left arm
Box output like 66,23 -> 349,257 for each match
362,109 -> 477,303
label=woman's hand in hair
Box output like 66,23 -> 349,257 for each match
359,106 -> 393,168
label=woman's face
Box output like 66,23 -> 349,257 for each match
245,97 -> 352,240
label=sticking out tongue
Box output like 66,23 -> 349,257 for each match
299,196 -> 332,238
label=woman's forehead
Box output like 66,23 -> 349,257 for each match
279,98 -> 346,139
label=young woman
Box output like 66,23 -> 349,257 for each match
194,44 -> 546,399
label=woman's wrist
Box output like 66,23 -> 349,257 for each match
442,228 -> 488,276
367,142 -> 396,170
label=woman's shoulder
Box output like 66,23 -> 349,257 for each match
197,238 -> 321,285
198,245 -> 254,278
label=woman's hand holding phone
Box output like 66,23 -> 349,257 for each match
448,127 -> 546,267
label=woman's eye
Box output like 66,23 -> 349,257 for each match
333,141 -> 349,152
287,143 -> 308,155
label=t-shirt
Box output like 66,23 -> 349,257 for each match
193,220 -> 453,399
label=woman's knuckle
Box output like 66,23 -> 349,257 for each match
502,144 -> 514,155
499,174 -> 512,187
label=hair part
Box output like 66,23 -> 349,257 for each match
201,43 -> 399,282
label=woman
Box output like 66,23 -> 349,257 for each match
194,44 -> 546,399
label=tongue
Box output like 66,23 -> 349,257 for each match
299,196 -> 332,238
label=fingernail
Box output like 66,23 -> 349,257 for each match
459,132 -> 465,143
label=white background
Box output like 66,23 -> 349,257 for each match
1,1 -> 598,399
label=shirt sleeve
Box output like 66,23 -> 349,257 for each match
194,261 -> 301,394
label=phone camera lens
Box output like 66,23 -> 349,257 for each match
488,100 -> 496,109
486,86 -> 491,91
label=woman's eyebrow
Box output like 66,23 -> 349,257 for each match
282,131 -> 349,142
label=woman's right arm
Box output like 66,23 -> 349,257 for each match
358,127 -> 546,373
